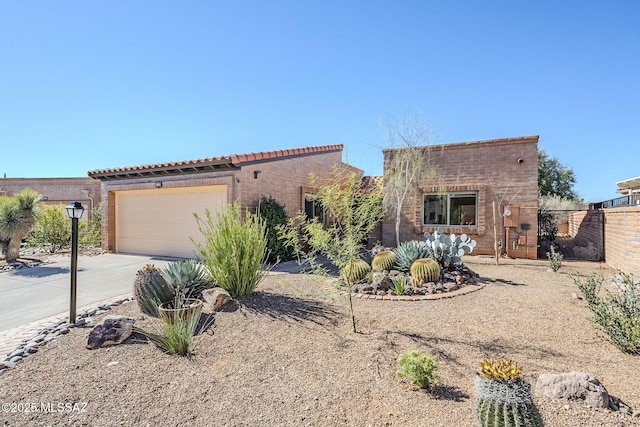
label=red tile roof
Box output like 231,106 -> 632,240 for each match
88,144 -> 343,179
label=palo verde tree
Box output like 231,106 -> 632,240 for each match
282,166 -> 383,332
381,111 -> 436,247
0,189 -> 42,263
538,149 -> 580,201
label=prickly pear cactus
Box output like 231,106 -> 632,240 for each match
424,227 -> 476,269
372,250 -> 396,272
341,258 -> 371,284
134,264 -> 175,317
410,258 -> 441,286
474,359 -> 544,427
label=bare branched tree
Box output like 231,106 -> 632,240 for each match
381,111 -> 436,247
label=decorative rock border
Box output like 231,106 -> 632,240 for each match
354,282 -> 486,300
322,279 -> 486,300
0,297 -> 135,376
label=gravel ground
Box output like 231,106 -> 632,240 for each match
1,256 -> 639,427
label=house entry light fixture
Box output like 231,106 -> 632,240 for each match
65,201 -> 85,323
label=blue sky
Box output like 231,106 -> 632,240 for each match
1,1 -> 638,202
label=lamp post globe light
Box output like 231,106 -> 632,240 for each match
66,201 -> 85,324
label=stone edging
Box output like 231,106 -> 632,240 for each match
322,280 -> 486,300
353,283 -> 486,301
0,297 -> 135,375
354,283 -> 486,300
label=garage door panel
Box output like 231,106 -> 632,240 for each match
115,185 -> 226,258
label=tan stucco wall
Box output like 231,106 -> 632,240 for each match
0,177 -> 101,213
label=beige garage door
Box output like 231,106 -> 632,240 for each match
115,185 -> 227,258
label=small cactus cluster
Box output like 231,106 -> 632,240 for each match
372,250 -> 396,272
474,359 -> 544,427
134,264 -> 176,317
341,258 -> 371,284
410,258 -> 441,286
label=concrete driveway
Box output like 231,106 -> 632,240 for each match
0,253 -> 176,333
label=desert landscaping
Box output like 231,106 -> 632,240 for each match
1,255 -> 639,427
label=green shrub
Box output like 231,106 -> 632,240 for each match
572,273 -> 602,308
573,273 -> 640,354
257,196 -> 294,263
194,203 -> 269,297
27,204 -> 70,253
546,245 -> 563,272
396,350 -> 440,389
27,203 -> 102,252
79,204 -> 102,248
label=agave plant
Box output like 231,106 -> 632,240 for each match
393,240 -> 433,273
161,259 -> 213,298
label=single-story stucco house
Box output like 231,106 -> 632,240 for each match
88,144 -> 354,258
380,135 -> 540,259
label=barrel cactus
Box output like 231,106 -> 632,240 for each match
341,258 -> 371,284
134,264 -> 176,317
474,359 -> 544,427
410,258 -> 441,286
393,240 -> 433,273
372,250 -> 396,272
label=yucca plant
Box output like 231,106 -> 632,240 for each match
194,204 -> 269,297
474,359 -> 543,427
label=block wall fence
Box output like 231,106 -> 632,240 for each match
603,205 -> 640,275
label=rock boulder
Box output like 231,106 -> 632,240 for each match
535,372 -> 610,409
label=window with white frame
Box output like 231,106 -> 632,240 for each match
423,193 -> 477,226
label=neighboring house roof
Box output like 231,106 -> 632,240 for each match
88,144 -> 344,180
361,175 -> 383,191
616,176 -> 640,194
382,135 -> 539,155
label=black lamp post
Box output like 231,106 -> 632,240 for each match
65,201 -> 85,324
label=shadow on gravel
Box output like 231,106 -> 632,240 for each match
235,292 -> 340,326
393,332 -> 563,365
431,385 -> 470,402
481,278 -> 527,286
